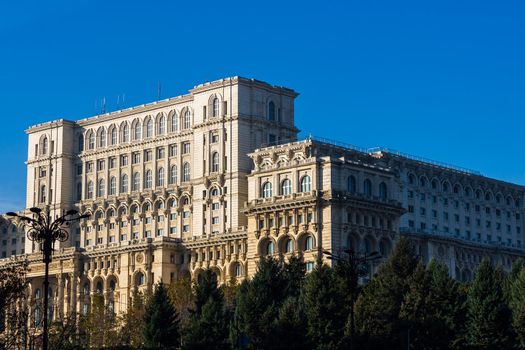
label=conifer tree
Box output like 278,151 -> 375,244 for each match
143,281 -> 180,349
510,267 -> 525,348
119,290 -> 146,347
271,296 -> 309,350
301,262 -> 347,350
354,237 -> 419,349
466,259 -> 513,348
183,269 -> 229,350
230,257 -> 287,349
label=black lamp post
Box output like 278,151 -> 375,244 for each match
323,248 -> 381,347
6,207 -> 89,350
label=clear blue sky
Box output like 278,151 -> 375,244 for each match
1,0 -> 524,212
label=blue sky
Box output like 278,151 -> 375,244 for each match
1,0 -> 524,212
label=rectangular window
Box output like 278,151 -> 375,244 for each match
420,193 -> 426,201
169,144 -> 177,157
183,225 -> 190,232
170,213 -> 177,220
420,207 -> 426,216
182,142 -> 190,154
86,162 -> 93,173
144,150 -> 152,162
157,147 -> 165,159
212,217 -> 219,224
145,217 -> 152,224
132,152 -> 140,164
120,155 -> 128,166
97,159 -> 105,171
408,205 -> 414,213
408,191 -> 414,199
109,236 -> 115,243
109,157 -> 116,169
432,210 -> 437,218
157,215 -> 164,222
170,227 -> 177,234
120,234 -> 127,241
76,164 -> 83,175
157,229 -> 164,237
212,203 -> 220,210
183,211 -> 190,219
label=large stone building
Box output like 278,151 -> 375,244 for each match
1,76 -> 524,324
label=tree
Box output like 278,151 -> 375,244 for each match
143,281 -> 180,349
230,257 -> 287,349
510,267 -> 525,348
466,259 -> 514,348
271,296 -> 309,350
0,262 -> 28,350
119,290 -> 146,348
354,237 -> 419,349
183,269 -> 229,350
301,262 -> 347,350
79,294 -> 120,349
282,253 -> 306,299
168,275 -> 194,328
399,260 -> 466,350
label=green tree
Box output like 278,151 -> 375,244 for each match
301,262 -> 347,350
183,269 -> 229,350
143,281 -> 180,349
168,275 -> 194,328
282,253 -> 306,298
466,259 -> 513,349
79,294 -> 120,349
510,267 -> 525,348
399,260 -> 466,350
354,237 -> 419,349
119,290 -> 146,348
230,257 -> 287,349
271,296 -> 309,350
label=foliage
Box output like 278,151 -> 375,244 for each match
466,259 -> 514,349
143,281 -> 181,349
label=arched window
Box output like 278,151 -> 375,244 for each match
136,272 -> 145,286
408,174 -> 415,184
211,152 -> 220,172
78,134 -> 84,152
146,118 -> 153,138
235,263 -> 242,277
211,188 -> 219,196
300,175 -> 311,192
212,98 -> 219,117
40,185 -> 46,203
158,115 -> 166,134
170,165 -> 177,184
88,132 -> 95,149
182,162 -> 190,182
364,179 -> 372,197
109,177 -> 116,195
144,170 -> 152,189
122,123 -> 130,143
171,113 -> 178,132
120,174 -> 128,193
109,280 -> 116,292
134,121 -> 141,140
443,182 -> 449,192
157,167 -> 165,187
281,179 -> 292,196
110,127 -> 117,145
96,281 -> 103,294
348,176 -> 356,193
183,110 -> 191,129
99,129 -> 106,147
262,181 -> 272,198
42,137 -> 48,155
267,241 -> 275,255
268,101 -> 275,121
98,179 -> 105,197
305,236 -> 314,251
285,238 -> 294,253
87,181 -> 94,199
379,182 -> 387,200
132,172 -> 140,191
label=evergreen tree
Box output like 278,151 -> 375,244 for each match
301,262 -> 347,350
271,296 -> 309,350
143,281 -> 180,349
168,275 -> 194,327
354,237 -> 419,349
282,253 -> 306,298
183,269 -> 229,350
119,290 -> 146,348
230,257 -> 287,349
399,260 -> 466,350
510,267 -> 525,348
466,259 -> 513,349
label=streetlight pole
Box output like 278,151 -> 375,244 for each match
323,248 -> 381,347
7,207 -> 90,350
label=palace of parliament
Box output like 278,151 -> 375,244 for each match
0,76 -> 524,319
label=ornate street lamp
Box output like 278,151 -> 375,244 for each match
323,248 -> 382,347
6,207 -> 90,350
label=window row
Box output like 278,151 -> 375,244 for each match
83,164 -> 190,199
347,176 -> 388,200
260,175 -> 312,198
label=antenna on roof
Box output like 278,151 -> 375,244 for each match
157,81 -> 162,101
117,95 -> 120,110
101,97 -> 106,114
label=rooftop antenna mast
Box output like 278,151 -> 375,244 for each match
157,81 -> 162,101
101,97 -> 106,114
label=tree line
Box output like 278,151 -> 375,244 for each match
2,237 -> 525,349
